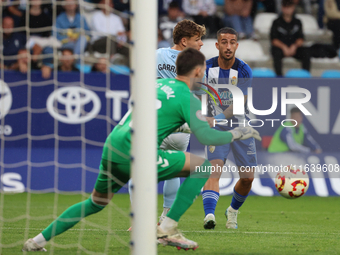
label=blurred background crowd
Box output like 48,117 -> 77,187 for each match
1,0 -> 340,78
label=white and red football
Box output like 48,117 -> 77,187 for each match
275,166 -> 309,199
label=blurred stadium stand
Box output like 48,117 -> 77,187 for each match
252,68 -> 276,78
285,68 -> 312,78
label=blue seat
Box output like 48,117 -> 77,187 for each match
215,0 -> 224,5
321,70 -> 340,78
285,69 -> 311,78
75,64 -> 92,73
252,68 -> 276,78
110,65 -> 130,75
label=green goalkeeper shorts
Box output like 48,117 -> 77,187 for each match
94,149 -> 186,194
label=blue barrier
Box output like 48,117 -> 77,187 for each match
0,71 -> 339,196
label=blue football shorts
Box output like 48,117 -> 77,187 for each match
206,125 -> 257,167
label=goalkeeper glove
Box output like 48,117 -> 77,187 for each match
174,123 -> 191,134
229,127 -> 261,141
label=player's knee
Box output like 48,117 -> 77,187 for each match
193,159 -> 211,179
209,170 -> 222,179
91,189 -> 114,206
239,177 -> 254,187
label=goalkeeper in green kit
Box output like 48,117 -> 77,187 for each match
23,48 -> 261,252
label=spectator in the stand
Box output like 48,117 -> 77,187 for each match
113,0 -> 130,12
270,0 -> 310,76
259,0 -> 277,12
276,0 -> 312,14
324,0 -> 340,49
182,0 -> 219,37
157,28 -> 171,48
91,0 -> 129,65
5,0 -> 25,27
159,1 -> 185,45
55,0 -> 90,56
251,0 -> 277,20
158,0 -> 182,16
268,107 -> 322,153
20,0 -> 61,74
16,48 -> 42,74
223,0 -> 254,39
58,48 -> 79,72
91,57 -> 108,73
318,0 -> 325,28
253,0 -> 312,16
2,16 -> 26,70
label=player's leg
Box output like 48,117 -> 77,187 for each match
202,144 -> 230,229
160,132 -> 190,223
156,150 -> 211,250
225,138 -> 256,229
161,178 -> 180,220
23,159 -> 129,251
127,132 -> 189,229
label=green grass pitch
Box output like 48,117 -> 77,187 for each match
0,193 -> 339,254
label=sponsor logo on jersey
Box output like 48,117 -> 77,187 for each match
198,82 -> 223,106
46,87 -> 101,124
0,80 -> 12,119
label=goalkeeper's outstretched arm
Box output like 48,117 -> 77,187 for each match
185,95 -> 261,145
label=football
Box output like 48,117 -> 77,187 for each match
275,166 -> 309,199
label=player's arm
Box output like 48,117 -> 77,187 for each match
302,128 -> 322,153
206,95 -> 247,127
221,95 -> 247,119
281,128 -> 310,153
185,93 -> 260,145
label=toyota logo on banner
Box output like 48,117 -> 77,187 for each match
0,80 -> 12,119
47,87 -> 101,124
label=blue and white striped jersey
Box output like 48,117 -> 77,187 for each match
205,56 -> 253,128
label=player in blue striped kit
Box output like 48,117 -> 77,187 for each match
200,27 -> 257,230
128,20 -> 206,226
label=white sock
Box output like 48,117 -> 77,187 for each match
160,216 -> 178,232
33,233 -> 47,247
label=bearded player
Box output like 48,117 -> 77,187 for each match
200,27 -> 257,230
23,48 -> 261,252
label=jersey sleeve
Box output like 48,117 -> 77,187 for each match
236,63 -> 252,96
302,127 -> 321,151
181,91 -> 233,145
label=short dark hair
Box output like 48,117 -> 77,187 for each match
173,19 -> 206,45
282,0 -> 295,7
290,107 -> 301,114
168,1 -> 180,9
61,48 -> 74,55
176,48 -> 205,76
217,27 -> 238,40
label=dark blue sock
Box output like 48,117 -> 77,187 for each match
230,189 -> 248,210
202,190 -> 219,216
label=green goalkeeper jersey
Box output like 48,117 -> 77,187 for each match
102,78 -> 233,163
